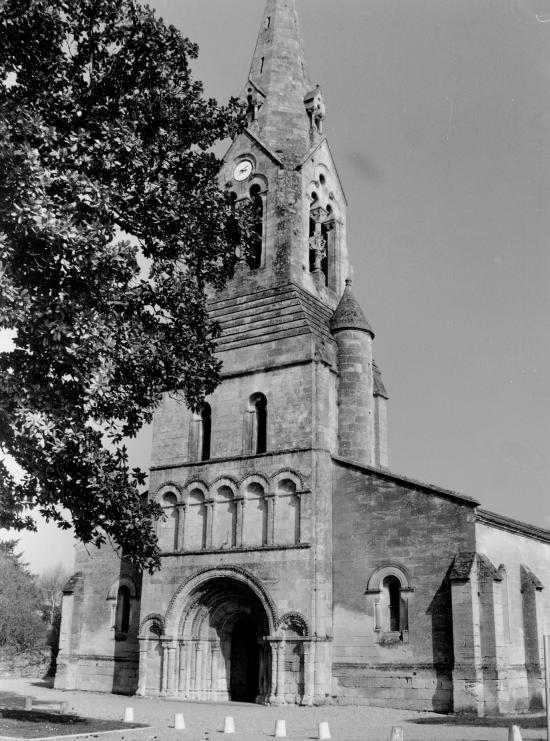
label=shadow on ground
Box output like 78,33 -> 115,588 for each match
0,709 -> 81,725
30,678 -> 54,689
408,715 -> 547,728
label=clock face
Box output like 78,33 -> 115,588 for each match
233,159 -> 253,181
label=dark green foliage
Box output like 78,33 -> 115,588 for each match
0,0 -> 249,571
0,541 -> 46,651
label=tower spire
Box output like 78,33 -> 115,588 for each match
245,0 -> 314,159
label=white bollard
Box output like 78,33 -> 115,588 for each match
508,726 -> 522,741
318,721 -> 331,740
123,707 -> 134,723
390,728 -> 404,741
223,716 -> 235,734
174,713 -> 185,730
275,719 -> 287,738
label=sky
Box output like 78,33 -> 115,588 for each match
3,0 -> 550,573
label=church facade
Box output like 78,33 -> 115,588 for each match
55,0 -> 550,715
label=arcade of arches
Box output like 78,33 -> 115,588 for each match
137,573 -> 313,704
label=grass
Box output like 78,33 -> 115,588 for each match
409,713 -> 548,728
0,706 -> 147,739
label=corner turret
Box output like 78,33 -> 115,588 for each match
331,281 -> 388,467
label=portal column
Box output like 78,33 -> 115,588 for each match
268,640 -> 278,704
275,641 -> 286,704
178,640 -> 190,697
165,641 -> 178,697
160,641 -> 169,695
202,640 -> 211,700
302,640 -> 314,706
193,642 -> 204,700
136,637 -> 148,696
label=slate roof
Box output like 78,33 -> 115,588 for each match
209,283 -> 334,353
329,280 -> 374,336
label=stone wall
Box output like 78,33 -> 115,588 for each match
474,515 -> 550,712
331,458 -> 477,711
55,544 -> 141,695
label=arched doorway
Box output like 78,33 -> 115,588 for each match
171,574 -> 273,703
229,616 -> 259,701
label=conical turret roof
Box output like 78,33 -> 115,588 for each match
330,280 -> 375,336
245,0 -> 312,158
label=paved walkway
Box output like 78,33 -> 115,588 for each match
0,678 -> 547,741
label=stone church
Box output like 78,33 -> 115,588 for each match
56,0 -> 550,715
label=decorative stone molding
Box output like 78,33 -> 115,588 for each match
210,476 -> 239,496
240,472 -> 271,491
138,612 -> 165,637
106,574 -> 139,601
182,478 -> 209,495
271,468 -> 304,490
153,481 -> 184,503
365,563 -> 413,593
278,611 -> 310,637
164,565 -> 278,636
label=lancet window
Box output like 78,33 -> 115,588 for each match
115,586 -> 131,635
309,201 -> 329,286
213,486 -> 237,549
247,184 -> 263,270
158,491 -> 178,552
188,403 -> 212,462
186,488 -> 207,550
249,393 -> 267,454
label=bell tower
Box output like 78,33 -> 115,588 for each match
220,0 -> 351,307
143,0 -> 388,704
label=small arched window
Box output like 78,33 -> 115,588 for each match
250,393 -> 267,454
199,403 -> 211,461
158,491 -> 178,552
213,486 -> 237,549
382,576 -> 401,632
242,482 -> 268,547
309,208 -> 328,286
188,403 -> 212,462
115,586 -> 131,635
275,478 -> 301,545
247,184 -> 263,270
186,488 -> 207,550
367,565 -> 411,644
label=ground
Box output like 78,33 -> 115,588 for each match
0,679 -> 547,741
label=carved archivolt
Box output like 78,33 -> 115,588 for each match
278,611 -> 310,637
163,565 -> 278,637
153,481 -> 184,504
138,612 -> 165,637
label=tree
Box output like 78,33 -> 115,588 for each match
39,564 -> 71,631
38,564 -> 71,672
0,0 -> 251,571
0,540 -> 46,651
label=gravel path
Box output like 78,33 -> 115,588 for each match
0,678 -> 546,741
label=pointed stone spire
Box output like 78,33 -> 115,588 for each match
330,280 -> 375,337
245,0 -> 313,159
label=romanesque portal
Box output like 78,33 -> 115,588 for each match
139,572 -> 308,704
